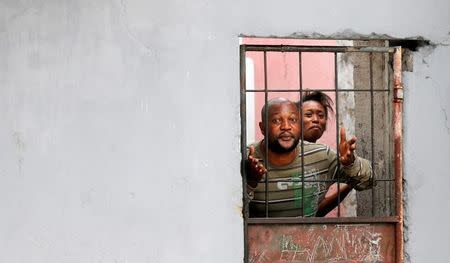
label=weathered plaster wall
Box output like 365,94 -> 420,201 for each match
0,0 -> 448,262
403,45 -> 450,262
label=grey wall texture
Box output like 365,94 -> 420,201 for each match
0,0 -> 449,262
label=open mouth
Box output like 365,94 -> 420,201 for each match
278,133 -> 294,142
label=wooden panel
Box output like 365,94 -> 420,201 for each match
248,223 -> 395,263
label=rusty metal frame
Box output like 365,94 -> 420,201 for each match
240,44 -> 404,262
393,46 -> 404,263
244,45 -> 396,53
239,45 -> 249,261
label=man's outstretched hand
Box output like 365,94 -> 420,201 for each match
246,145 -> 267,188
339,127 -> 356,166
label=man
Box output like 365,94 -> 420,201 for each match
246,97 -> 372,217
300,91 -> 354,216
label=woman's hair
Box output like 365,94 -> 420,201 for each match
299,91 -> 334,117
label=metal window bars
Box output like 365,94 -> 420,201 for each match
240,43 -> 404,262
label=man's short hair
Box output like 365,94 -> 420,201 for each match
260,97 -> 297,123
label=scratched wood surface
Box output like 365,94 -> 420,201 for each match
248,223 -> 395,263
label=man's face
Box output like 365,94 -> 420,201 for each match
259,102 -> 301,153
302,100 -> 327,143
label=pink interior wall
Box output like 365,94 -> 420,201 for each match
242,38 -> 338,148
242,38 -> 353,217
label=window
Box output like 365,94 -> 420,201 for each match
240,38 -> 404,262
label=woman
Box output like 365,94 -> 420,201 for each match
300,91 -> 353,217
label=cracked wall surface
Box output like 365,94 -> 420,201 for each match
403,44 -> 450,262
0,0 -> 449,262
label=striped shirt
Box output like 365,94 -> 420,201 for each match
248,140 -> 372,217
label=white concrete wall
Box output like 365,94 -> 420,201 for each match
404,45 -> 450,262
0,0 -> 448,262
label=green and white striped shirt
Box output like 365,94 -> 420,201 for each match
249,140 -> 372,217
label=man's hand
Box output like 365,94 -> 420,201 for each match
246,146 -> 267,188
339,127 -> 356,166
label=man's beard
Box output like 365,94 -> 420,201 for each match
267,135 -> 300,153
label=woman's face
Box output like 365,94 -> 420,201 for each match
302,100 -> 327,143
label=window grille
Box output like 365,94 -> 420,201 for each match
240,40 -> 404,262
